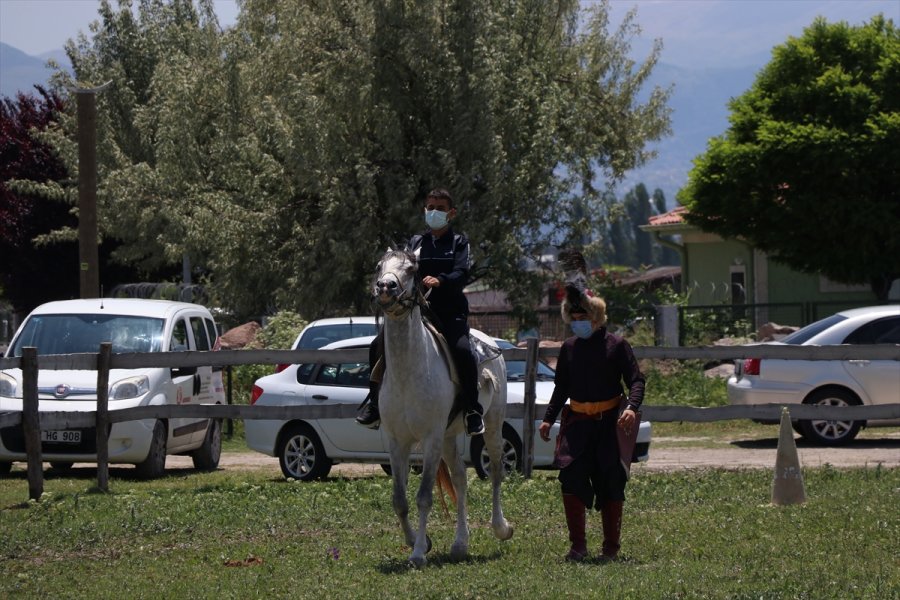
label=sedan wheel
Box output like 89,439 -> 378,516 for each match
470,425 -> 521,480
278,423 -> 332,481
798,388 -> 862,446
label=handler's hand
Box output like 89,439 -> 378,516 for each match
422,275 -> 441,288
617,408 -> 636,435
539,421 -> 552,442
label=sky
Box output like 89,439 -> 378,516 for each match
1,0 -> 895,66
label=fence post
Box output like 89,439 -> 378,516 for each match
521,337 -> 538,479
95,343 -> 111,492
226,365 -> 233,438
656,305 -> 679,347
22,347 -> 43,501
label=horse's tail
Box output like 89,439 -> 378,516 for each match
435,459 -> 457,514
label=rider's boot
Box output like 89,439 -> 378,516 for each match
356,381 -> 381,429
458,343 -> 484,436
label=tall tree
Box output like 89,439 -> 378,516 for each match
53,0 -> 671,320
0,87 -> 77,315
680,16 -> 900,300
624,183 -> 653,266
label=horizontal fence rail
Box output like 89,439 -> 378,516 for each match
2,343 -> 900,372
2,402 -> 899,430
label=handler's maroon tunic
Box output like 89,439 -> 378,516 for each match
542,327 -> 645,505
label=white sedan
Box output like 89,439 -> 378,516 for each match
727,305 -> 900,445
245,336 -> 651,480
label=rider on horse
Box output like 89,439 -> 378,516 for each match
357,187 -> 485,437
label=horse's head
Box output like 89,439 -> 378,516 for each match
373,249 -> 421,317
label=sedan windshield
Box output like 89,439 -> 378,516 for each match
10,314 -> 165,356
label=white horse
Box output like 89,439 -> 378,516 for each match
373,248 -> 514,568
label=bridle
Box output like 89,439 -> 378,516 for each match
373,251 -> 427,318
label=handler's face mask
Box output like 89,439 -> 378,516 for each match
425,209 -> 449,230
570,320 -> 594,339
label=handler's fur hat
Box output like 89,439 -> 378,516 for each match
558,248 -> 608,326
561,285 -> 607,325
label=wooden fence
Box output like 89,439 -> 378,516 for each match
1,341 -> 899,500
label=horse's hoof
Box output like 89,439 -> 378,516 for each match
494,522 -> 514,541
409,555 -> 427,569
450,542 -> 468,561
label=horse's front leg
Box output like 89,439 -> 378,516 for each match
388,441 -> 416,550
409,434 -> 443,568
442,434 -> 469,560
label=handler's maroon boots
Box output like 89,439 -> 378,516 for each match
600,500 -> 623,560
562,494 -> 588,562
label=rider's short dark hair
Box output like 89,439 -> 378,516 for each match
425,188 -> 453,208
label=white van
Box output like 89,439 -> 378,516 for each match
0,299 -> 226,478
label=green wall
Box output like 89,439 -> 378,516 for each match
685,239 -> 753,305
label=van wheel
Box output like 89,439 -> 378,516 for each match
470,425 -> 522,480
191,419 -> 222,471
135,420 -> 167,479
798,388 -> 862,446
278,423 -> 332,481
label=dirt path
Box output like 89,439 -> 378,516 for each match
163,432 -> 899,476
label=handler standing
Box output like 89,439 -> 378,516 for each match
539,281 -> 644,562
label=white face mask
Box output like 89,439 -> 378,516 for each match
424,209 -> 449,230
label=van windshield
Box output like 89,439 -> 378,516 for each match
10,314 -> 165,356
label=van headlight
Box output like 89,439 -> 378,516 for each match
109,375 -> 150,400
0,372 -> 17,397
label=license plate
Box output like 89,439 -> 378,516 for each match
41,430 -> 82,444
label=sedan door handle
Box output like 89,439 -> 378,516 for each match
848,360 -> 869,365
312,394 -> 329,400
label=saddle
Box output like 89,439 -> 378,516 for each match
369,317 -> 502,427
370,318 -> 501,384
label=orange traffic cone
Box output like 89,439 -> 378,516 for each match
771,407 -> 806,505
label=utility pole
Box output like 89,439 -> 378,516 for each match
75,82 -> 111,299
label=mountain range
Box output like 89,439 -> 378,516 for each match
0,41 -> 760,204
0,42 -> 70,98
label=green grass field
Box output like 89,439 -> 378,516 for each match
2,462 -> 897,599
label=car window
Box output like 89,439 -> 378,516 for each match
10,314 -> 164,356
315,364 -> 338,385
506,360 -> 555,381
780,314 -> 846,345
296,363 -> 316,384
203,318 -> 219,348
169,319 -> 190,351
843,316 -> 900,345
190,317 -> 211,351
313,362 -> 370,387
296,323 -> 379,349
